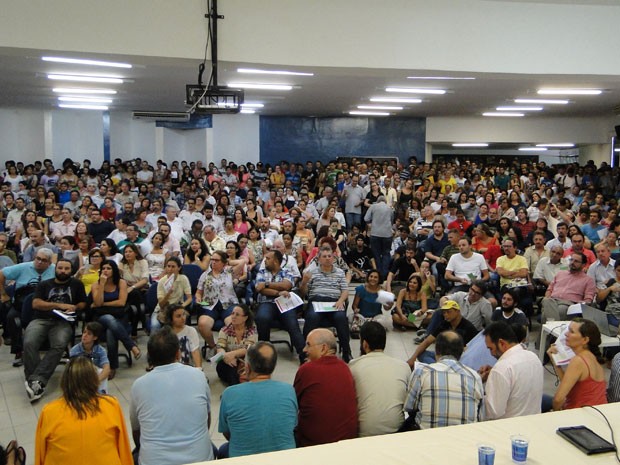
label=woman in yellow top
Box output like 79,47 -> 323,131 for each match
269,165 -> 285,189
35,356 -> 132,465
77,248 -> 105,295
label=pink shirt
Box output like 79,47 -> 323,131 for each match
548,270 -> 596,303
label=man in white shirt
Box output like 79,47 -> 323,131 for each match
146,199 -> 165,229
349,321 -> 409,436
164,206 -> 185,242
137,161 -> 154,183
50,208 -> 77,243
479,321 -> 543,420
587,242 -> 616,289
201,204 -> 223,233
445,237 -> 489,293
179,198 -> 205,232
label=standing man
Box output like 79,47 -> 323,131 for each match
405,331 -> 484,429
480,322 -> 543,420
364,196 -> 394,278
131,327 -> 214,465
219,342 -> 297,457
300,248 -> 351,362
294,328 -> 358,447
349,322 -> 410,437
254,250 -> 306,363
343,174 -> 365,229
24,258 -> 86,401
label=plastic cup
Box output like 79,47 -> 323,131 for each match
511,435 -> 529,463
478,444 -> 495,465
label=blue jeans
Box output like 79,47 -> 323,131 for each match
346,212 -> 362,230
23,319 -> 73,384
304,299 -> 350,356
97,314 -> 136,369
255,302 -> 305,356
370,235 -> 393,278
418,350 -> 436,364
424,310 -> 444,337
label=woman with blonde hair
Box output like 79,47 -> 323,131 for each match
35,356 -> 132,465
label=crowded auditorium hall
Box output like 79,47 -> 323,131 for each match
1,2 -> 620,465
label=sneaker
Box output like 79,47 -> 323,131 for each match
12,354 -> 23,368
416,329 -> 426,337
25,380 -> 45,402
414,335 -> 426,345
204,345 -> 217,361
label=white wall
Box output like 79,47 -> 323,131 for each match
0,107 -> 259,167
50,110 -> 103,165
426,116 -> 615,145
211,114 -> 260,166
0,108 -> 46,164
110,112 -> 157,163
3,1 -> 620,75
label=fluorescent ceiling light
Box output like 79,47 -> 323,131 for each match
483,112 -> 524,117
241,103 -> 264,108
519,147 -> 547,151
227,82 -> 293,91
349,111 -> 390,116
407,76 -> 475,80
42,56 -> 131,68
58,104 -> 109,110
237,68 -> 313,76
53,87 -> 117,95
515,98 -> 569,105
452,143 -> 489,147
537,88 -> 602,95
615,148 -> 620,152
496,106 -> 543,111
536,143 -> 575,148
48,74 -> 123,84
386,87 -> 446,95
240,109 -> 256,114
357,105 -> 403,110
370,97 -> 422,103
58,96 -> 113,104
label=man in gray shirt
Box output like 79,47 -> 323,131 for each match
343,175 -> 365,229
364,196 -> 394,278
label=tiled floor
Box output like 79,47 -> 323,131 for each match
0,297 -> 601,465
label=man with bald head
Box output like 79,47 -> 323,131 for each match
293,329 -> 358,447
405,330 -> 484,429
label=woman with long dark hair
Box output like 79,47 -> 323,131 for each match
547,318 -> 608,410
35,356 -> 132,465
91,260 -> 141,379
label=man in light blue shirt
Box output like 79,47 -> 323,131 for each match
130,327 -> 214,465
219,341 -> 298,458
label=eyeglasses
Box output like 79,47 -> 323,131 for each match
210,258 -> 222,262
35,257 -> 49,262
470,287 -> 483,295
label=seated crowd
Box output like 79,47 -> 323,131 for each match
0,155 -> 620,464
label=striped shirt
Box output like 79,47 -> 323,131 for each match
608,353 -> 620,403
405,357 -> 484,429
307,266 -> 347,301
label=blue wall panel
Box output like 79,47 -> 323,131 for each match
259,116 -> 425,166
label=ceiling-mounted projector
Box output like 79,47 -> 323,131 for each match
186,85 -> 244,114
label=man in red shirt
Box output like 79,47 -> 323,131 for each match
293,328 -> 358,446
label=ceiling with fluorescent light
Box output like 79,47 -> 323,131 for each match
0,46 -> 619,122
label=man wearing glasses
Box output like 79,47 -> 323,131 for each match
0,249 -> 56,367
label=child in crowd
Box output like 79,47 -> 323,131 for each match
165,304 -> 202,369
69,321 -> 111,393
